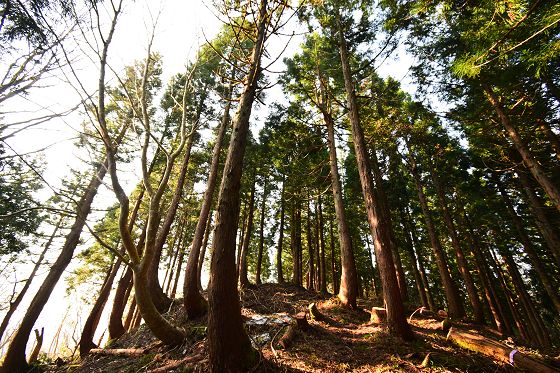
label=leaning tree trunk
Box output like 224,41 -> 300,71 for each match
516,166 -> 560,268
429,162 -> 483,323
484,86 -> 560,213
207,0 -> 268,369
184,80 -> 231,318
79,255 -> 122,356
337,12 -> 411,339
495,179 -> 560,313
1,161 -> 108,373
322,108 -> 357,307
406,143 -> 465,319
0,212 -> 64,343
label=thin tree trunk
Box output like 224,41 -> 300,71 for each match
184,78 -> 231,318
537,119 -> 560,162
399,208 -> 429,309
429,161 -> 483,323
322,109 -> 356,305
255,178 -> 268,285
197,210 -> 213,291
1,160 -> 109,372
484,85 -> 560,212
276,182 -> 285,283
239,180 -> 256,288
0,212 -> 64,342
108,267 -> 133,340
496,179 -> 560,313
407,215 -> 436,311
79,254 -> 122,356
329,219 -> 337,294
406,143 -> 464,319
306,199 -> 315,290
516,167 -> 560,268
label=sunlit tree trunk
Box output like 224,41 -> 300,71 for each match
484,86 -> 560,213
239,180 -> 256,288
276,181 -> 285,283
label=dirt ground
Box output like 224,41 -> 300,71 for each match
42,283 -> 559,372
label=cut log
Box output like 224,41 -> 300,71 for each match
278,325 -> 297,349
370,307 -> 387,324
295,312 -> 309,331
89,348 -> 146,356
447,327 -> 557,372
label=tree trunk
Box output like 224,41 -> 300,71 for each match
329,219 -> 337,294
370,147 -> 408,302
484,85 -> 560,212
496,178 -> 560,313
0,213 -> 63,342
406,143 -> 464,319
108,267 -> 133,340
207,1 -> 268,368
79,255 -> 122,356
1,161 -> 108,372
337,13 -> 411,339
429,161 -> 484,323
276,181 -> 285,283
197,210 -> 213,291
322,109 -> 356,305
239,180 -> 256,288
516,167 -> 560,268
184,79 -> 231,318
255,178 -> 268,285
407,218 -> 436,311
28,328 -> 43,364
148,134 -> 195,312
399,208 -> 429,309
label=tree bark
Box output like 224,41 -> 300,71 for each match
1,160 -> 108,373
516,167 -> 560,268
276,181 -> 285,283
399,208 -> 429,309
0,213 -> 63,342
197,210 -> 213,291
239,180 -> 256,288
484,85 -> 560,212
329,219 -> 338,294
207,1 -> 268,368
429,161 -> 484,323
255,178 -> 268,285
337,13 -> 411,339
184,78 -> 231,318
406,143 -> 464,319
322,109 -> 356,306
496,178 -> 560,313
79,255 -> 122,356
184,113 -> 229,318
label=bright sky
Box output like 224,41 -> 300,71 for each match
1,0 -> 416,359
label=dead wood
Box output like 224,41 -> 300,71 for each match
28,327 -> 44,363
89,348 -> 146,356
447,327 -> 557,372
147,353 -> 205,372
278,325 -> 297,349
308,303 -> 325,322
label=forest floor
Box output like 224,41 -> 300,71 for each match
45,283 -> 559,372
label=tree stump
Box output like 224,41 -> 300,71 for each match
440,318 -> 452,331
308,303 -> 325,322
437,310 -> 448,318
370,307 -> 387,324
278,325 -> 297,349
295,312 -> 309,331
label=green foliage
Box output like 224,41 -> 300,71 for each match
0,142 -> 43,256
